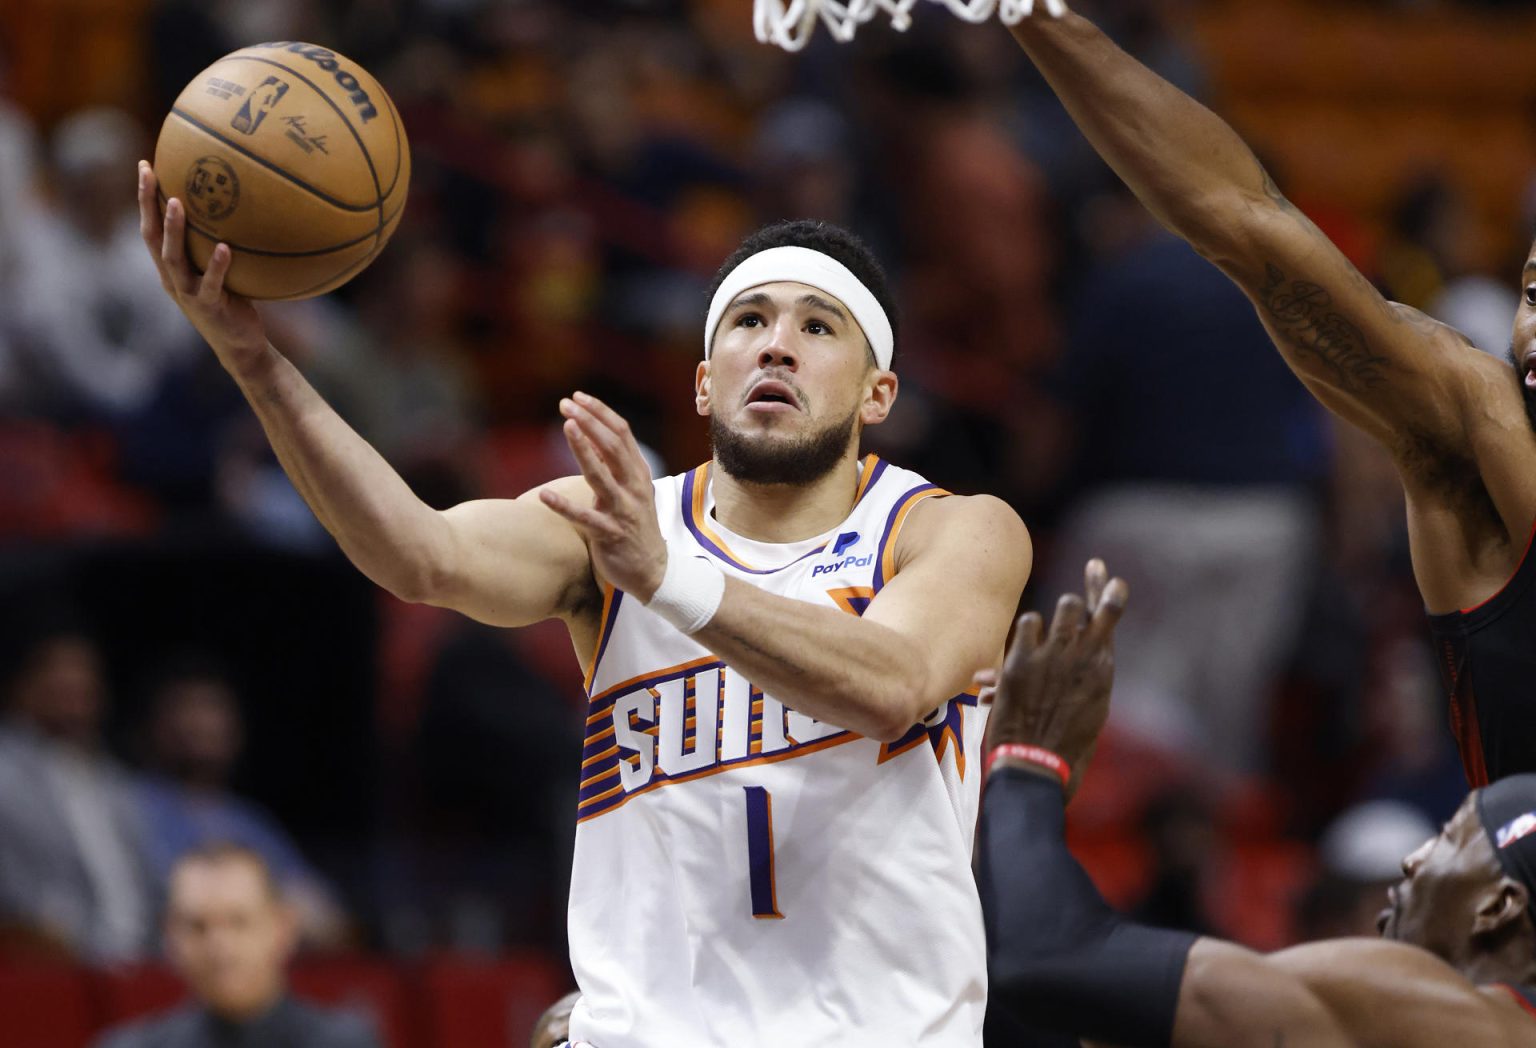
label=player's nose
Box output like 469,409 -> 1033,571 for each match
757,324 -> 799,371
1401,835 -> 1434,879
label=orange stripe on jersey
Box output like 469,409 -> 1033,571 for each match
582,583 -> 621,695
879,487 -> 949,587
583,724 -> 615,747
589,655 -> 721,706
580,765 -> 619,790
851,453 -> 880,502
581,744 -> 618,769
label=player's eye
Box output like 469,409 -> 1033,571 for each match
1526,285 -> 1536,306
806,319 -> 833,336
736,313 -> 763,328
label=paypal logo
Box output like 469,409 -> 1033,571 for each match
811,534 -> 872,574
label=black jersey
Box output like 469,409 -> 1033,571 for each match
1427,522 -> 1536,787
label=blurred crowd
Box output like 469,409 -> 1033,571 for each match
1,0 -> 1535,987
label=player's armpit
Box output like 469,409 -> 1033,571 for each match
1203,180 -> 1481,462
863,494 -> 1033,706
426,475 -> 599,629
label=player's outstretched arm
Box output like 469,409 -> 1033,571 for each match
138,163 -> 594,628
1008,12 -> 1481,458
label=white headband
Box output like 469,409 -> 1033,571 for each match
704,246 -> 894,370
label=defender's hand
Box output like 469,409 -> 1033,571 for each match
980,558 -> 1126,797
542,392 -> 668,600
138,160 -> 267,371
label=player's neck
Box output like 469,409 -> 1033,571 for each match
1463,940 -> 1536,990
709,454 -> 862,544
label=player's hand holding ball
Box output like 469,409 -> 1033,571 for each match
977,558 -> 1126,799
140,43 -> 409,373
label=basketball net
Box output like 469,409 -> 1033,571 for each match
754,0 -> 1066,52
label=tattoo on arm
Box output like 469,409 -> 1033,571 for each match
1259,263 -> 1390,394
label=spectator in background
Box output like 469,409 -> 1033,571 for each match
530,990 -> 580,1048
1294,799 -> 1436,941
0,622 -> 154,960
136,656 -> 349,949
1045,179 -> 1326,775
6,107 -> 197,422
93,843 -> 379,1048
0,39 -> 42,414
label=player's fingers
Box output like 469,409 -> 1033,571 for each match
562,417 -> 620,499
197,243 -> 232,306
539,488 -> 622,538
1084,558 -> 1107,612
160,198 -> 195,295
1086,577 -> 1129,644
561,398 -> 627,469
573,391 -> 649,471
1044,0 -> 1068,18
137,162 -> 163,248
1048,592 -> 1087,642
574,387 -> 651,476
1005,610 -> 1044,664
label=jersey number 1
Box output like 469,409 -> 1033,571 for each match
743,786 -> 784,919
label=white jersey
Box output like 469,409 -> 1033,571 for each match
568,456 -> 989,1047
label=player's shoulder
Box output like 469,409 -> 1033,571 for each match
896,490 -> 1031,571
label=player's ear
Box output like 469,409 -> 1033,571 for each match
1471,878 -> 1528,938
860,368 -> 897,427
695,360 -> 712,417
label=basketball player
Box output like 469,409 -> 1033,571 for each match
977,560 -> 1536,1046
1008,6 -> 1536,785
135,166 -> 1030,1044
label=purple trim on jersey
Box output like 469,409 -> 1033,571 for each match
679,457 -> 891,575
872,483 -> 940,591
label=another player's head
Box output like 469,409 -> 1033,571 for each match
1509,240 -> 1536,433
1381,775 -> 1536,979
164,842 -> 298,1021
699,220 -> 898,486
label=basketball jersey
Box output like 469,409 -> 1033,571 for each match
1427,517 -> 1536,787
566,456 -> 989,1047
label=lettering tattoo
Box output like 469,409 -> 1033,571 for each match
1260,263 -> 1390,393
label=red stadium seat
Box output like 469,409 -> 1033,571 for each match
93,964 -> 187,1026
291,956 -> 414,1048
420,953 -> 572,1048
0,962 -> 96,1048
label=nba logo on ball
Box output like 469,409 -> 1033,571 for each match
232,76 -> 289,135
185,157 -> 239,222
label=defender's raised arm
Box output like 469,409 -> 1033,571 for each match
1008,12 -> 1480,455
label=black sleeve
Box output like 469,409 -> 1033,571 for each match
978,768 -> 1198,1047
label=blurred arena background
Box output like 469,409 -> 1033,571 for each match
0,0 -> 1534,1044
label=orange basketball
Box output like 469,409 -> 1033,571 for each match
153,43 -> 410,301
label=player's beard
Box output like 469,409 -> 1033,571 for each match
710,404 -> 859,486
1506,342 -> 1536,436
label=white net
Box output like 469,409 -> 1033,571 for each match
754,0 -> 1066,53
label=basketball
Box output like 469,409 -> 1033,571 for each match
152,43 -> 410,301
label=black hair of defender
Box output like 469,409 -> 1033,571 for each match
709,220 -> 899,367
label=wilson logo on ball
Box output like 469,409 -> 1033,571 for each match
231,76 -> 290,135
252,42 -> 380,123
185,157 -> 240,222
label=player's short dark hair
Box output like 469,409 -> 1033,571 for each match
710,220 -> 899,367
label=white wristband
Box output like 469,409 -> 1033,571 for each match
646,549 -> 726,635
